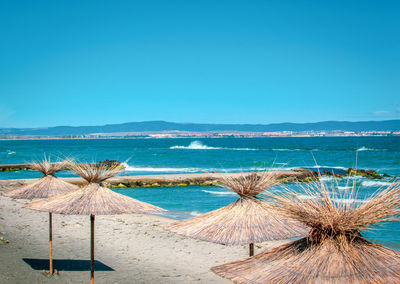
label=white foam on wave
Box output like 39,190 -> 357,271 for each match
332,198 -> 365,204
122,163 -> 199,173
272,148 -> 319,151
356,146 -> 386,151
319,176 -> 336,182
170,140 -> 257,151
121,163 -> 291,174
361,180 -> 393,187
337,186 -> 352,190
310,165 -> 348,171
190,211 -> 203,216
297,194 -> 317,200
297,194 -> 364,204
170,141 -> 221,150
216,166 -> 296,172
6,150 -> 16,155
232,148 -> 258,151
202,190 -> 236,196
357,146 -> 372,151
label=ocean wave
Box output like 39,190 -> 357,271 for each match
309,165 -> 349,170
170,141 -> 221,150
357,146 -> 373,151
212,166 -> 296,172
272,147 -> 388,152
170,140 -> 256,151
356,146 -> 386,151
297,194 -> 317,200
337,186 -> 352,190
6,150 -> 16,155
121,163 -> 293,174
122,164 -> 199,173
319,176 -> 336,182
190,211 -> 203,216
361,180 -> 393,187
297,194 -> 364,204
159,211 -> 204,220
202,190 -> 236,196
272,148 -> 319,151
332,198 -> 365,204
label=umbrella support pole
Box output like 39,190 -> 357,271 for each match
49,212 -> 53,275
249,243 -> 254,257
90,214 -> 95,284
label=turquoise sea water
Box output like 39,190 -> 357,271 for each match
0,137 -> 399,248
1,137 -> 399,177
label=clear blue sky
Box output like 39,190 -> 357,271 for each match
0,0 -> 399,127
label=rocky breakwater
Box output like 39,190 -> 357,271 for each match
100,170 -> 316,189
301,166 -> 388,179
0,164 -> 31,172
3,170 -> 314,189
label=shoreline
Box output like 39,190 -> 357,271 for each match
0,181 -> 289,283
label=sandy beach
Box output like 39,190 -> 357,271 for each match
0,179 -> 288,284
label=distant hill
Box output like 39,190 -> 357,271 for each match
0,120 -> 399,136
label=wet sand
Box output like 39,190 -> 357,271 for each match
0,180 -> 288,284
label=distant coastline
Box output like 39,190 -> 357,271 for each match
1,120 -> 399,139
0,130 -> 399,140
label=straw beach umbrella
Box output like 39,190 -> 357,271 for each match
2,159 -> 78,275
3,160 -> 76,199
211,181 -> 400,283
164,172 -> 308,256
24,162 -> 165,284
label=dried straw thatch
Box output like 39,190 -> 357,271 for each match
23,162 -> 165,283
2,159 -> 78,275
24,182 -> 165,215
163,172 -> 307,245
24,162 -> 165,215
70,162 -> 124,183
211,180 -> 400,283
2,160 -> 77,199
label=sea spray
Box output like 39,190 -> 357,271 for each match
170,141 -> 221,150
361,180 -> 393,187
202,190 -> 237,196
170,140 -> 257,150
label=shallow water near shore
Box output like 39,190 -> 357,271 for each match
113,179 -> 400,250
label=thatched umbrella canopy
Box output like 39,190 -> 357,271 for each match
24,162 -> 166,284
211,181 -> 400,283
2,160 -> 76,199
2,159 -> 78,275
163,172 -> 308,256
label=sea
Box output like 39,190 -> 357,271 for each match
0,137 -> 399,249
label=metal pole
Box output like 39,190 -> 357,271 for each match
90,214 -> 95,284
249,243 -> 254,257
49,212 -> 53,275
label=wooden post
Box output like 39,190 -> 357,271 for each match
90,215 -> 95,284
49,212 -> 53,275
249,243 -> 254,257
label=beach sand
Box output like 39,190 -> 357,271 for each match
0,180 -> 288,284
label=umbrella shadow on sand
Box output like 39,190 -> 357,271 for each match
23,258 -> 114,271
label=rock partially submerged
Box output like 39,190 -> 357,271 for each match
96,159 -> 123,169
0,164 -> 31,172
347,168 -> 383,179
300,166 -> 387,179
